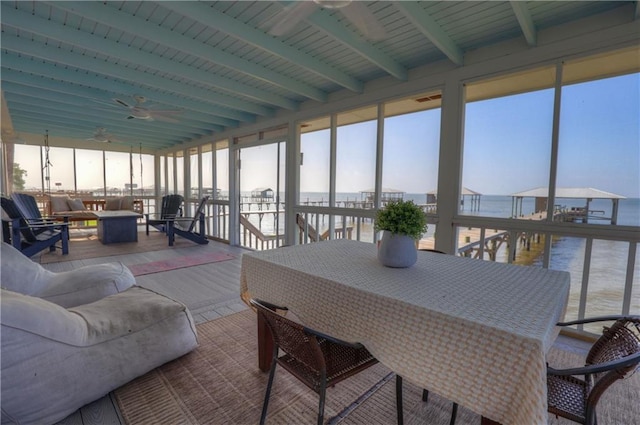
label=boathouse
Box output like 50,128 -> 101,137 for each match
510,187 -> 626,224
427,187 -> 482,212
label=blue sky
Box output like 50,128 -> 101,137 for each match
297,72 -> 639,198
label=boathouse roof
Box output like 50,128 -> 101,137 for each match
427,187 -> 481,196
511,187 -> 626,199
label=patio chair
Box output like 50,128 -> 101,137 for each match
1,196 -> 69,257
166,196 -> 209,246
547,315 -> 640,425
397,247 -> 458,425
145,194 -> 184,235
250,298 -> 379,425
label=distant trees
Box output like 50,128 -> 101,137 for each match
13,163 -> 27,191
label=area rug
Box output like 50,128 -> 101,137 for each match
113,310 -> 640,425
38,231 -> 203,264
128,252 -> 235,276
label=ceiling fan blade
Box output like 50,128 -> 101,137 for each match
149,110 -> 182,123
113,98 -> 131,108
266,1 -> 317,37
340,2 -> 387,41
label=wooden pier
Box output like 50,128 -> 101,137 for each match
238,199 -> 553,263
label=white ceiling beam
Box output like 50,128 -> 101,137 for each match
1,5 -> 293,112
394,2 -> 464,66
46,1 -> 328,103
510,1 -> 537,46
1,33 -> 273,119
161,1 -> 364,93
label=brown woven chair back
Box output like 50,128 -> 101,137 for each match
250,299 -> 378,425
548,316 -> 640,425
585,317 -> 640,406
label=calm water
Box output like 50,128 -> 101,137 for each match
243,192 -> 639,319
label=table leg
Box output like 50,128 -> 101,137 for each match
257,310 -> 274,372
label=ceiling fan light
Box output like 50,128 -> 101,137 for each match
313,0 -> 352,9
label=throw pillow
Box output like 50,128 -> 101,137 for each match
120,196 -> 134,211
50,196 -> 71,213
67,198 -> 86,211
105,198 -> 121,210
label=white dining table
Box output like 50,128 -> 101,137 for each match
240,239 -> 570,425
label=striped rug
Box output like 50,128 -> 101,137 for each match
113,310 -> 640,425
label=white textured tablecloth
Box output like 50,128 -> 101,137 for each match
240,239 -> 570,425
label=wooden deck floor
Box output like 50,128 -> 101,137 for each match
47,231 -> 591,425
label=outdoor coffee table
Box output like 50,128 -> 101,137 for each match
93,211 -> 142,244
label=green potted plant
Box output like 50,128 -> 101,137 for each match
375,199 -> 427,267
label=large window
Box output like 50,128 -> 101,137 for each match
131,152 -> 154,197
104,151 -> 131,196
44,147 -> 75,194
167,154 -> 175,194
463,66 -> 556,218
300,116 -> 330,206
75,149 -> 104,195
189,148 -> 199,199
557,71 -> 639,227
12,145 -> 42,192
176,151 -> 184,197
336,106 -> 377,208
383,93 -> 441,206
215,142 -> 229,200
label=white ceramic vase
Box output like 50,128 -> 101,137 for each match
377,230 -> 417,268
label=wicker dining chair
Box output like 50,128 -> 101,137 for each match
250,299 -> 379,425
396,248 -> 458,425
547,315 -> 640,425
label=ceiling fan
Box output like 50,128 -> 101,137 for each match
112,95 -> 182,123
265,0 -> 387,41
87,127 -> 119,143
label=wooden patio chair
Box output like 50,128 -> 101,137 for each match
145,194 -> 183,235
250,298 -> 379,425
547,315 -> 640,425
1,196 -> 69,257
166,196 -> 209,246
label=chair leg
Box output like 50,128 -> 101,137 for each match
260,359 -> 278,425
450,403 -> 458,425
317,378 -> 327,425
422,388 -> 429,402
396,375 -> 403,425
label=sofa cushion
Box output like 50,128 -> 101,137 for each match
105,198 -> 121,210
67,198 -> 86,211
50,195 -> 71,212
120,196 -> 134,211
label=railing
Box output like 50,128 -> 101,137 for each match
291,205 -> 638,336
